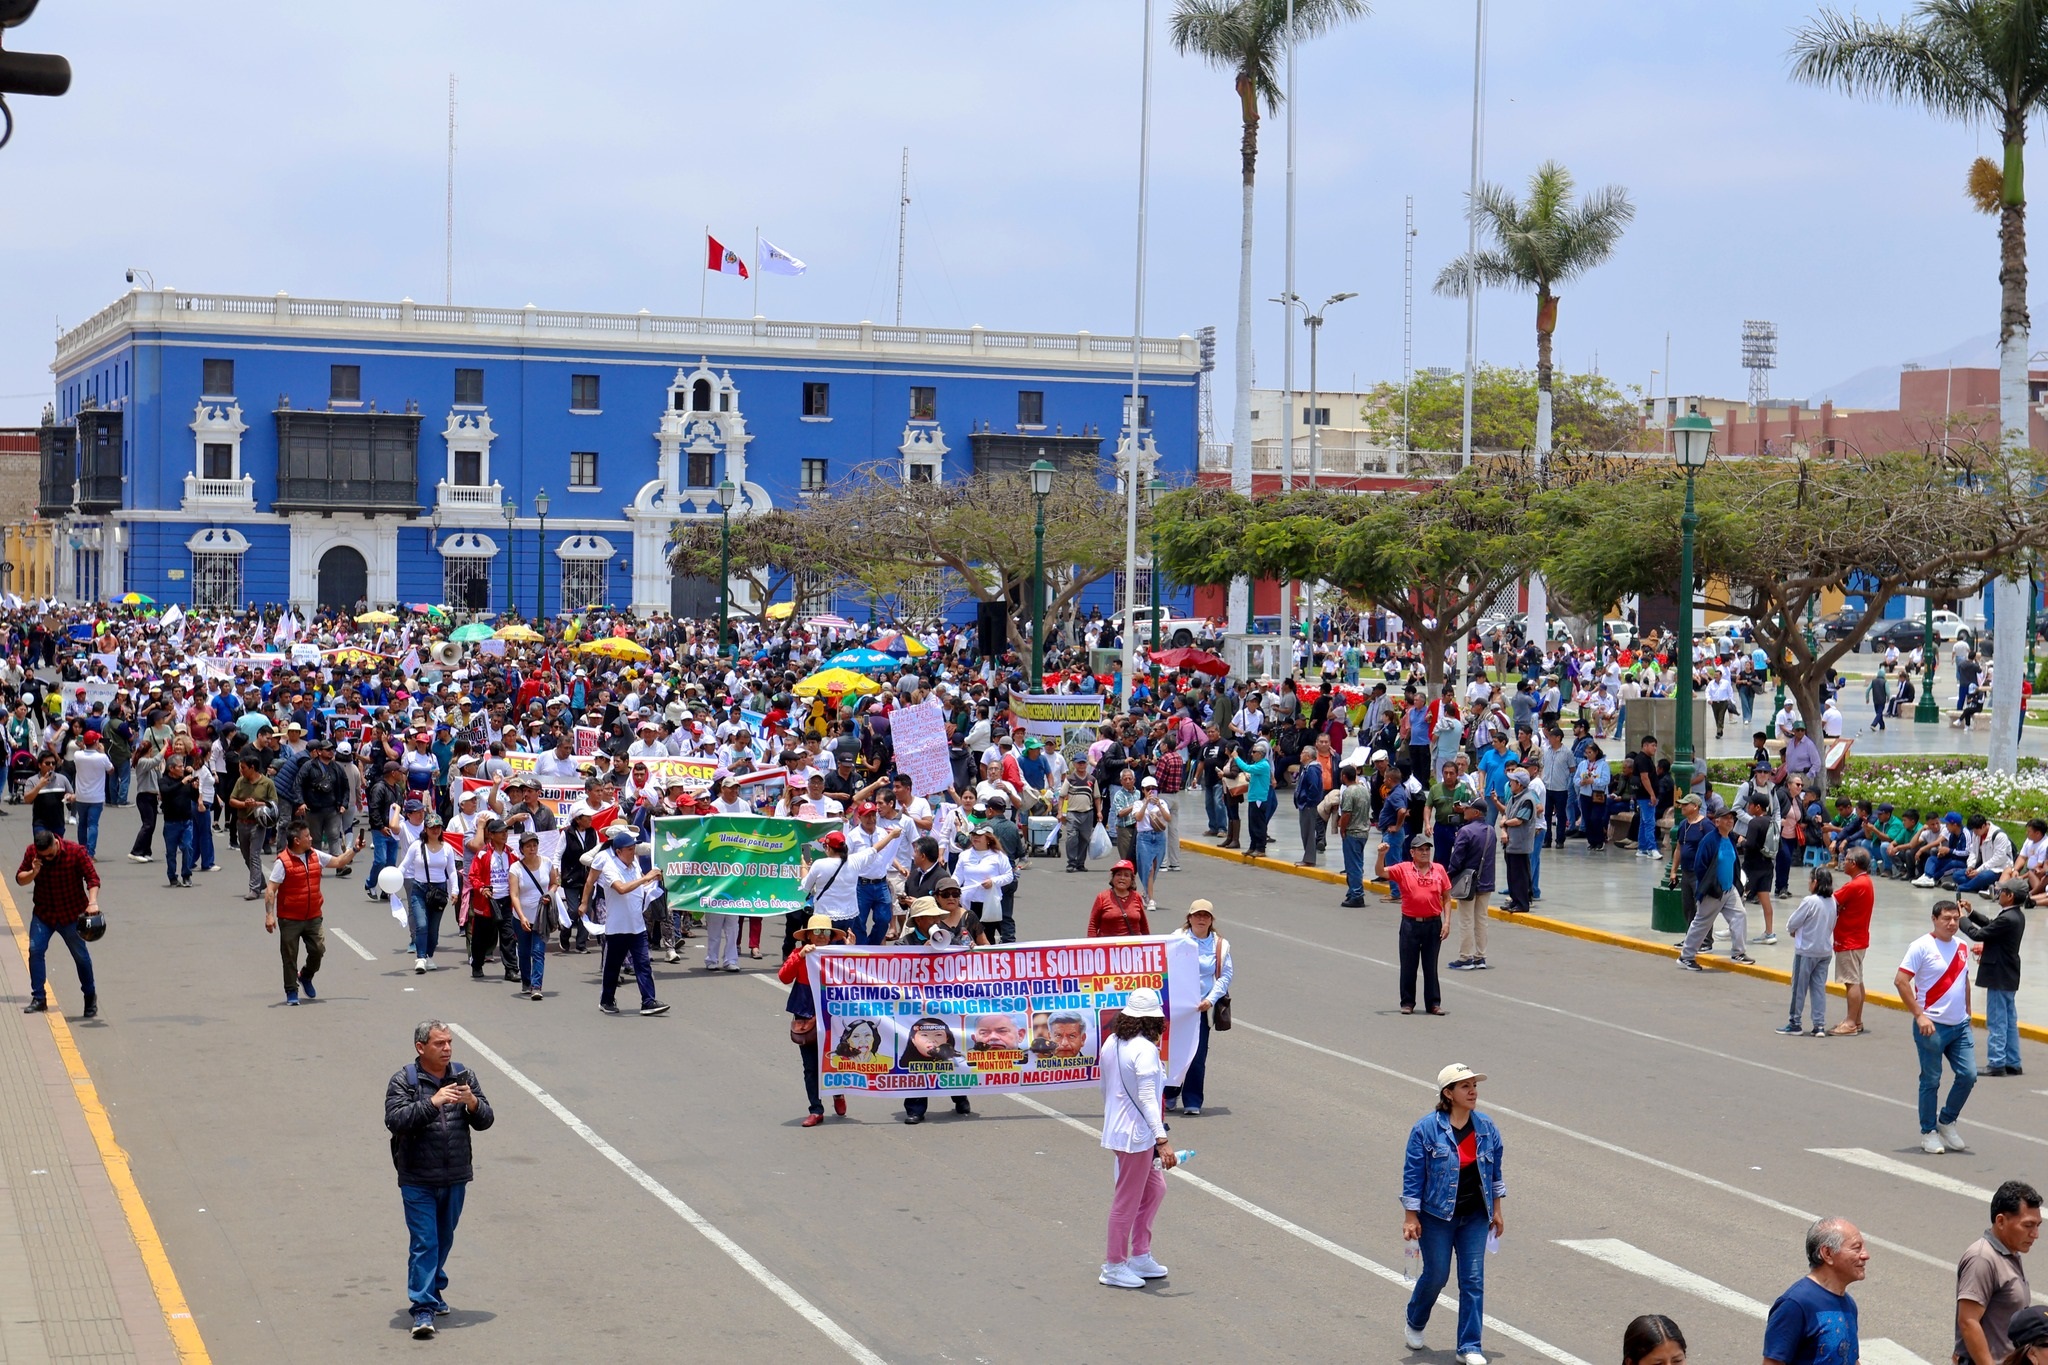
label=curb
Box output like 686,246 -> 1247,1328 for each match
1188,832 -> 2048,1045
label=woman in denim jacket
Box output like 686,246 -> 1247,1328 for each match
1401,1063 -> 1506,1365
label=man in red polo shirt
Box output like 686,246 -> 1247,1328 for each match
1387,834 -> 1453,1017
1830,848 -> 1875,1036
16,829 -> 102,1018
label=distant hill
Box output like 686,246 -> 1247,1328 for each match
1807,333 -> 1997,409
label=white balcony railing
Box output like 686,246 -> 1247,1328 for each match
437,480 -> 503,507
181,473 -> 257,509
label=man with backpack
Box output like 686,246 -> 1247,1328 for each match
296,735 -> 347,857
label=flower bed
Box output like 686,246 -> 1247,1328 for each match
1706,755 -> 2048,826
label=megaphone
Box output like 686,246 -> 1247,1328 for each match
431,641 -> 464,667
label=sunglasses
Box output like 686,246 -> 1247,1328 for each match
936,890 -> 961,899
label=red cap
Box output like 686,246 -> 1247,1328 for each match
855,801 -> 878,816
1111,859 -> 1136,873
823,830 -> 848,851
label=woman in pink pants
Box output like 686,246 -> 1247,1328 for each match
1099,986 -> 1177,1288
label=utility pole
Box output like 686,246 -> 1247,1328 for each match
895,148 -> 910,328
445,75 -> 456,306
1279,0 -> 1297,668
1460,0 -> 1486,469
1119,0 -> 1155,712
1403,195 -> 1416,461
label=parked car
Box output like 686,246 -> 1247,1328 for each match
1601,618 -> 1636,649
1109,606 -> 1205,648
1702,616 -> 1753,642
1861,610 -> 1971,651
1814,608 -> 1865,642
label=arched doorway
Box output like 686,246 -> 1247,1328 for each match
317,545 -> 368,612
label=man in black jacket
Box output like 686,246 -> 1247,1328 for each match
1963,882 -> 2028,1077
385,1020 -> 494,1339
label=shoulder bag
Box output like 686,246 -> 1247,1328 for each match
1210,936 -> 1232,1032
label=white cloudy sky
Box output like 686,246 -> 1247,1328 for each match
0,0 -> 2026,429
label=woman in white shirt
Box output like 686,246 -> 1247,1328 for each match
400,815 -> 463,974
951,825 -> 1014,932
1099,986 -> 1176,1290
508,830 -> 558,1001
1163,900 -> 1233,1117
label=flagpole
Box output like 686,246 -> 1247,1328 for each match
700,225 -> 709,317
752,224 -> 760,318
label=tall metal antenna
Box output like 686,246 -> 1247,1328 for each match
1195,325 -> 1218,450
444,74 -> 456,306
1742,320 -> 1777,409
895,148 -> 910,328
1402,194 -> 1416,455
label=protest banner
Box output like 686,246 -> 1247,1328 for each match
889,700 -> 952,797
461,774 -> 588,823
1017,693 -> 1105,764
76,681 -> 118,712
654,814 -> 839,917
806,935 -> 1199,1098
573,725 -> 602,756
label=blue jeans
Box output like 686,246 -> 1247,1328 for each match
364,830 -> 398,894
855,879 -> 893,946
1407,1208 -> 1489,1356
162,818 -> 194,884
1382,827 -> 1409,900
27,916 -> 94,1005
599,931 -> 656,1008
513,923 -> 547,991
110,761 -> 129,806
405,881 -> 446,960
1788,953 -> 1829,1030
1163,1012 -> 1211,1111
1955,867 -> 2002,893
1636,798 -> 1658,852
1528,840 -> 1542,900
1986,990 -> 2021,1071
1927,854 -> 1967,884
1135,829 -> 1167,887
1204,782 -> 1227,836
192,818 -> 216,870
74,802 -> 102,857
1342,834 -> 1368,900
1914,1019 -> 1977,1133
400,1182 -> 466,1312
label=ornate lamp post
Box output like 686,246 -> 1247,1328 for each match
1029,459 -> 1055,689
717,477 -> 737,662
1146,475 -> 1167,658
533,488 -> 549,622
502,496 -> 517,617
1669,406 -> 1713,804
1915,594 -> 1941,723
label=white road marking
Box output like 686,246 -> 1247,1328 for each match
1555,1238 -> 1767,1318
1236,1021 -> 1951,1270
1808,1148 -> 1995,1202
327,926 -> 376,961
1555,1240 -> 1933,1363
1229,918 -> 2048,1150
447,1022 -> 885,1365
1006,1092 -> 1591,1365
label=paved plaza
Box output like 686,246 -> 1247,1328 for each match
0,801 -> 2035,1363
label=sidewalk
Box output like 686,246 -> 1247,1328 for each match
0,882 -> 190,1365
1177,789 -> 2048,1030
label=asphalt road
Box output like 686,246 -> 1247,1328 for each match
23,806 -> 2035,1364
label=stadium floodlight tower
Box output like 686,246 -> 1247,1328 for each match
1741,320 -> 1777,409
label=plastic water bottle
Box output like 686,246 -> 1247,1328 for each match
1155,1148 -> 1195,1171
1403,1240 -> 1422,1283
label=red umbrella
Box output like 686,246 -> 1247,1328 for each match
1150,646 -> 1229,676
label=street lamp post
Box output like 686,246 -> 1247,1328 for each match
1670,407 -> 1713,810
717,477 -> 737,663
1029,459 -> 1055,690
534,488 -> 549,623
1914,594 -> 1941,723
502,497 -> 517,617
1302,291 -> 1356,488
1146,475 -> 1167,660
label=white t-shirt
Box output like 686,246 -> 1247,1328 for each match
1099,1032 -> 1164,1154
70,749 -> 114,803
1900,932 -> 1971,1025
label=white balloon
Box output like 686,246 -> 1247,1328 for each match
377,866 -> 404,896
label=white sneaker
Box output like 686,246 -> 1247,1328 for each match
1912,875 -> 1938,888
1921,1130 -> 1946,1154
1404,1324 -> 1426,1350
1098,1261 -> 1144,1289
414,959 -> 426,975
1459,1353 -> 1487,1365
666,948 -> 681,964
1938,1121 -> 1969,1152
1126,1252 -> 1168,1279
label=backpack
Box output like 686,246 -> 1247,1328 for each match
300,759 -> 336,805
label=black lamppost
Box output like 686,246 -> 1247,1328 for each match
534,488 -> 550,622
1029,459 -> 1055,689
717,477 -> 737,662
1147,475 -> 1167,656
502,496 -> 517,616
1669,406 -> 1713,804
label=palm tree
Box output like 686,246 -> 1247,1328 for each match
1171,0 -> 1368,629
1432,162 -> 1634,461
1790,0 -> 2048,776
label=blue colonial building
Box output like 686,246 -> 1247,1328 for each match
40,288 -> 1202,621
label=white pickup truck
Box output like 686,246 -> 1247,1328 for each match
1108,606 -> 1208,649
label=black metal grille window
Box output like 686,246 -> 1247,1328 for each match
202,358 -> 235,396
76,410 -> 123,512
191,551 -> 242,609
967,431 -> 1102,480
443,557 -> 491,612
454,368 -> 484,406
273,408 -> 422,513
36,421 -> 74,517
562,558 -> 609,609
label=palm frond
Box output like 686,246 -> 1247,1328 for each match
1432,250 -> 1525,299
1283,0 -> 1372,43
1788,7 -> 1998,120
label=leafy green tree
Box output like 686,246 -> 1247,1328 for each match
1792,0 -> 2048,774
1434,162 -> 1634,458
1358,365 -> 1647,454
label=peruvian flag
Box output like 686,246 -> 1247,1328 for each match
706,235 -> 749,278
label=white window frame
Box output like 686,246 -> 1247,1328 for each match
192,550 -> 243,609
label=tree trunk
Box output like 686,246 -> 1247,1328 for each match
1524,288 -> 1557,649
1225,78 -> 1260,637
1990,119 -> 2029,776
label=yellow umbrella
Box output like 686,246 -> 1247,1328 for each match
355,610 -> 399,624
764,601 -> 795,621
495,624 -> 542,642
793,667 -> 881,697
578,636 -> 651,663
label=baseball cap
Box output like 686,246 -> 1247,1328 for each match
1141,776 -> 1158,788
2006,1306 -> 2048,1350
1120,987 -> 1164,1019
402,798 -> 424,813
1436,1062 -> 1486,1088
1111,858 -> 1136,873
822,830 -> 847,851
1369,749 -> 1389,763
1410,834 -> 1434,849
608,829 -> 636,850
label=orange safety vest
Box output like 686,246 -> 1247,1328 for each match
275,848 -> 325,921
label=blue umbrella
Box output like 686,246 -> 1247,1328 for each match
822,647 -> 899,674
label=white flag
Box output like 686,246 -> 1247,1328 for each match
757,237 -> 807,277
159,603 -> 184,630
